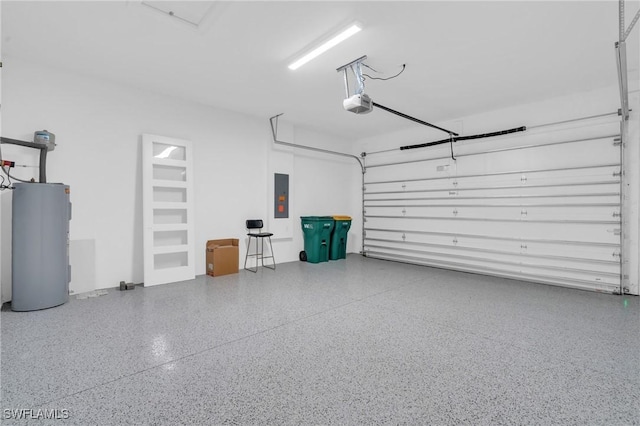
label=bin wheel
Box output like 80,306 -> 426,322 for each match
299,251 -> 307,261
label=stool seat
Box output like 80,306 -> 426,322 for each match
244,219 -> 276,272
248,232 -> 273,238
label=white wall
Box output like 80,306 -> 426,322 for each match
260,120 -> 363,265
356,85 -> 640,295
3,59 -> 635,300
0,57 -> 359,301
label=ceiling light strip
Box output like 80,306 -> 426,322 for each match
288,24 -> 362,70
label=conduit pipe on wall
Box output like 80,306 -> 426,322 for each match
269,114 -> 364,172
269,114 -> 366,254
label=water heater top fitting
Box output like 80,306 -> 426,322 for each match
34,130 -> 56,151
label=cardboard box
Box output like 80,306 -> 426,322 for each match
206,239 -> 239,277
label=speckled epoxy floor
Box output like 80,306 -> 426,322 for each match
1,255 -> 638,425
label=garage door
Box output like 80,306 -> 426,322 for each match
362,113 -> 623,293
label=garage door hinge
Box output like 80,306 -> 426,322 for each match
613,228 -> 621,235
402,208 -> 406,216
401,183 -> 406,190
453,237 -> 458,245
613,139 -> 622,147
521,244 -> 528,249
521,210 -> 528,216
613,171 -> 622,177
452,181 -> 458,187
612,252 -> 621,258
613,212 -> 622,218
520,175 -> 527,183
402,233 -> 406,241
453,209 -> 458,216
449,191 -> 457,196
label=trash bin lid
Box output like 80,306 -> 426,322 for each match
333,215 -> 352,220
301,216 -> 335,221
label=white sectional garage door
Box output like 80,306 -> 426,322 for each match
363,114 -> 623,293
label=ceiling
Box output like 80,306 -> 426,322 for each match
2,1 -> 638,140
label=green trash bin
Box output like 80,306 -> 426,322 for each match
330,216 -> 352,260
300,216 -> 335,263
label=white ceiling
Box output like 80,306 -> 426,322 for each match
2,1 -> 638,140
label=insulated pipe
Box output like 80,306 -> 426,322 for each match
366,111 -> 619,156
399,126 -> 526,151
39,148 -> 47,183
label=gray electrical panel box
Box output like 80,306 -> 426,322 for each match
12,183 -> 71,311
274,173 -> 289,219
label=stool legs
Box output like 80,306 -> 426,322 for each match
263,237 -> 276,270
244,236 -> 256,272
244,236 -> 276,272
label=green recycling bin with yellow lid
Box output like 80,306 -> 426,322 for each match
300,216 -> 335,263
329,215 -> 352,260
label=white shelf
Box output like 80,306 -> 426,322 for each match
153,244 -> 189,255
152,224 -> 189,232
153,202 -> 188,210
152,180 -> 188,188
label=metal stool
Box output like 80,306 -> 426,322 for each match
244,219 -> 275,272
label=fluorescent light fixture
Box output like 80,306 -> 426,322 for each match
288,24 -> 362,70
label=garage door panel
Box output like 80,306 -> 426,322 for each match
364,250 -> 619,293
363,117 -> 622,292
365,205 -> 617,222
364,239 -> 617,272
366,192 -> 620,203
364,168 -> 620,198
365,218 -> 618,244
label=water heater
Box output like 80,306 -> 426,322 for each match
11,183 -> 71,311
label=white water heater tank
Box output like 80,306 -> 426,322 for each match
11,183 -> 71,311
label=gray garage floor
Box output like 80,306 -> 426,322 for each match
1,255 -> 638,425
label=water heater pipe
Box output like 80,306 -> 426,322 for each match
0,136 -> 50,183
